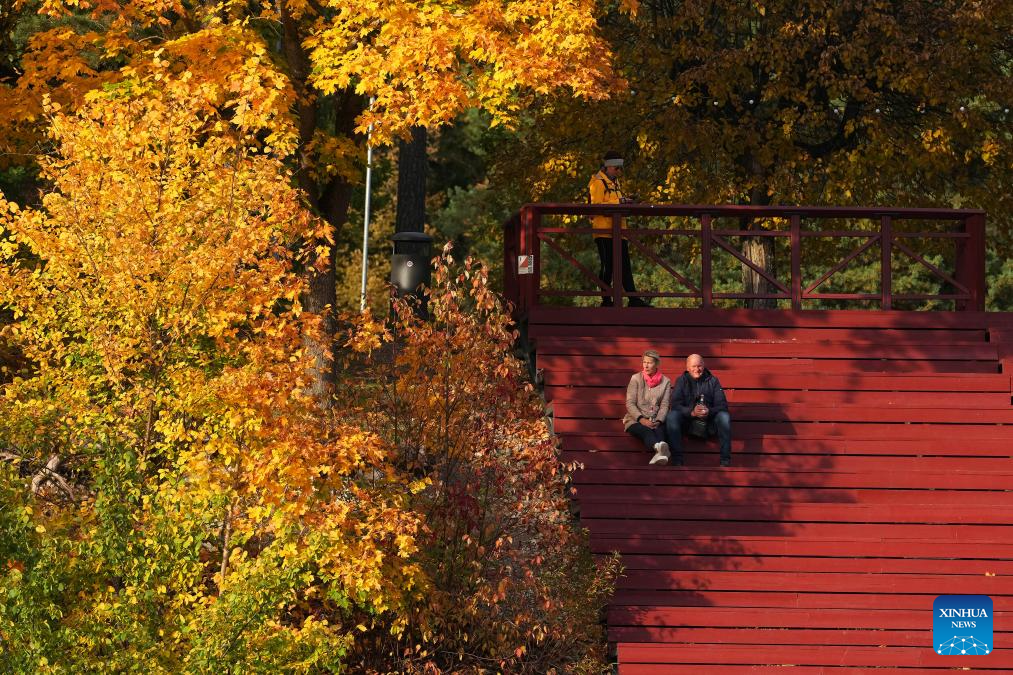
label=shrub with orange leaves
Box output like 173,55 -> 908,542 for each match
340,247 -> 619,673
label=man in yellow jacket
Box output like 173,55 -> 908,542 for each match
588,150 -> 648,307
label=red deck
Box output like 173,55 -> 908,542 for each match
533,307 -> 1013,672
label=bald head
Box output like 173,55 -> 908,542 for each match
686,354 -> 705,379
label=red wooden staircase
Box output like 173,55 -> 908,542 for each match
534,307 -> 1013,673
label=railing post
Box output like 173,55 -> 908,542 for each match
612,212 -> 623,308
519,206 -> 538,312
957,213 -> 986,311
532,209 -> 542,310
880,215 -> 892,310
503,213 -> 518,315
701,213 -> 713,308
790,214 -> 802,310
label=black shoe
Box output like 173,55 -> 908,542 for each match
600,297 -> 614,307
720,457 -> 731,467
628,298 -> 651,307
672,456 -> 684,466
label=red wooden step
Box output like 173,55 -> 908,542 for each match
615,553 -> 1013,574
536,336 -> 999,360
577,501 -> 1013,525
590,535 -> 1013,559
576,485 -> 1013,508
610,626 -> 1011,647
545,370 -> 1011,390
540,354 -> 999,373
610,589 -> 1003,610
559,433 -> 1013,455
548,387 -> 1010,407
614,570 -> 1013,594
572,468 -> 1013,490
533,308 -> 1012,670
614,667 -> 975,675
615,667 -> 991,675
528,306 -> 987,329
615,643 -> 1013,668
555,418 -> 1013,437
553,401 -> 1013,424
532,324 -> 988,343
581,519 -> 1013,541
607,606 -> 1010,631
563,453 -> 1013,472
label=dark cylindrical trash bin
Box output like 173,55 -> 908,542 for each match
391,231 -> 432,316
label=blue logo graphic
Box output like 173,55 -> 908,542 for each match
933,595 -> 992,655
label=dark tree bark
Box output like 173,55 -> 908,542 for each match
279,2 -> 362,399
740,158 -> 777,309
395,126 -> 428,233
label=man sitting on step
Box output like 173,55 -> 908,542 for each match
665,354 -> 733,467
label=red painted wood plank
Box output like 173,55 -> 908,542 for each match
607,607 -> 1008,631
575,485 -> 1013,508
610,590 -> 1008,610
609,627 -> 994,647
536,336 -> 999,360
528,306 -> 987,329
531,324 -> 988,343
549,387 -> 1010,408
615,667 -> 975,675
546,370 -> 1011,391
614,554 -> 1013,575
610,587 -> 1001,609
987,312 -> 1013,328
615,571 -> 1013,594
582,519 -> 1013,541
540,354 -> 999,373
559,434 -> 1013,455
616,643 -> 1013,667
609,594 -> 1013,613
572,468 -> 1013,490
552,401 -> 1013,423
555,418 -> 1013,438
564,453 -> 1013,473
590,535 -> 1013,559
578,501 -> 1013,525
614,667 -> 951,675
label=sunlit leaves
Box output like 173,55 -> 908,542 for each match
0,62 -> 418,671
307,0 -> 618,144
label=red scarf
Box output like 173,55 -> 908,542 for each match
643,369 -> 664,389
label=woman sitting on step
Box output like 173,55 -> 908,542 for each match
623,350 -> 672,466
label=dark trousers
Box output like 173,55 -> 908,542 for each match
665,411 -> 732,461
595,239 -> 641,306
627,422 -> 666,452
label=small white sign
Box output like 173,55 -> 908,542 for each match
517,255 -> 534,275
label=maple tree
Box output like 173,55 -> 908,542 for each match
0,64 -> 424,671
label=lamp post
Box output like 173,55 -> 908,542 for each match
359,98 -> 375,312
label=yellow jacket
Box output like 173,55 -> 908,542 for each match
588,169 -> 626,239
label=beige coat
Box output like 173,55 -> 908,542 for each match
623,372 -> 671,430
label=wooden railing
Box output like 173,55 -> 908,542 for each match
503,204 -> 986,317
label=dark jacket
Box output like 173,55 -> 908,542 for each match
672,369 -> 729,418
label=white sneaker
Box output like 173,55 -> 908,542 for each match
649,441 -> 670,466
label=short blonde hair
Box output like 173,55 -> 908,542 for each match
643,350 -> 661,364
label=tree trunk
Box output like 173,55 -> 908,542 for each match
741,236 -> 776,309
280,3 -> 363,399
741,160 -> 777,309
395,126 -> 428,233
